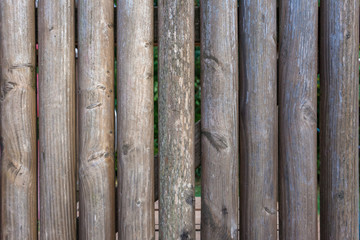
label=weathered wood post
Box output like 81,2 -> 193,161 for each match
158,0 -> 195,239
117,0 -> 154,239
78,0 -> 115,239
0,1 -> 37,239
38,0 -> 76,238
200,0 -> 239,239
154,121 -> 201,202
279,0 -> 318,239
320,0 -> 359,239
239,0 -> 278,239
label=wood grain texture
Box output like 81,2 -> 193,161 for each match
117,0 -> 154,239
78,0 -> 115,239
0,1 -> 37,239
158,0 -> 195,239
278,0 -> 318,239
38,0 -> 76,238
239,0 -> 278,239
320,0 -> 359,239
200,0 -> 239,239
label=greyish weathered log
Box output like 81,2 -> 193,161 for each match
200,0 -> 239,239
0,1 -> 37,239
117,0 -> 155,239
158,0 -> 195,239
279,0 -> 318,239
78,0 -> 115,239
320,0 -> 359,239
38,0 -> 77,238
239,0 -> 278,239
154,121 -> 201,202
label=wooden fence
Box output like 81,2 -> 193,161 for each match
0,1 -> 359,240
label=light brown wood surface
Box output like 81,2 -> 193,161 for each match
320,0 -> 359,239
117,0 -> 155,239
158,0 -> 195,239
38,0 -> 76,238
239,0 -> 278,239
278,0 -> 318,239
78,0 -> 115,239
0,1 -> 37,239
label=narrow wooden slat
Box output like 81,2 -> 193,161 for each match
75,51 -> 79,202
0,1 -> 37,239
278,0 -> 318,239
200,0 -> 239,239
158,0 -> 195,238
239,0 -> 278,239
38,0 -> 76,238
320,0 -> 359,239
117,0 -> 154,239
78,0 -> 115,239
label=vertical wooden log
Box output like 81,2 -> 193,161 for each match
158,0 -> 195,239
154,121 -> 201,202
117,0 -> 154,239
278,0 -> 318,239
38,0 -> 76,238
239,0 -> 278,239
200,0 -> 239,239
78,0 -> 115,239
320,0 -> 359,239
0,1 -> 37,239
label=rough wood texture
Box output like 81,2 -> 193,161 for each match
117,0 -> 154,239
278,0 -> 318,239
320,0 -> 359,239
78,0 -> 115,239
0,1 -> 37,239
154,121 -> 201,202
200,0 -> 239,239
38,0 -> 76,238
153,6 -> 200,45
158,0 -> 195,239
239,0 -> 278,239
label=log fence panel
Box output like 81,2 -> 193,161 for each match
0,2 -> 358,240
